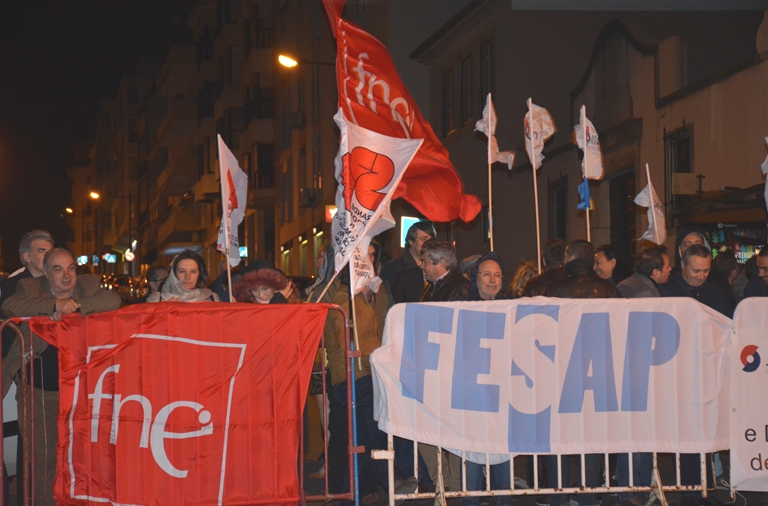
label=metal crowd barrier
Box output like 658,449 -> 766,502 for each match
0,316 -> 34,506
374,436 -> 711,506
1,306 -> 362,506
299,304 -> 361,505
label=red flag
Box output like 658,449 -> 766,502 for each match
30,303 -> 330,506
322,0 -> 481,223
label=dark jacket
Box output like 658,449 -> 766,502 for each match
523,266 -> 564,297
658,272 -> 733,318
0,267 -> 33,357
544,259 -> 621,299
391,266 -> 425,304
422,269 -> 470,302
381,248 -> 418,288
741,277 -> 768,299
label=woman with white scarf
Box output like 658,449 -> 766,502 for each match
147,249 -> 219,302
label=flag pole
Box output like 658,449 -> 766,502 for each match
348,264 -> 362,371
314,269 -> 340,303
645,163 -> 653,243
528,98 -> 543,274
221,191 -> 235,302
487,95 -> 494,252
582,107 -> 591,243
585,182 -> 591,243
226,257 -> 234,302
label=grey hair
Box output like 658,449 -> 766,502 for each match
19,229 -> 54,265
43,248 -> 75,271
421,239 -> 458,271
682,243 -> 711,265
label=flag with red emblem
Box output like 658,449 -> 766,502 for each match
331,109 -> 422,293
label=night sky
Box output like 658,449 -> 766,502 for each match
0,0 -> 188,271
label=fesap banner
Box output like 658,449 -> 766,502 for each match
371,297 -> 732,457
730,298 -> 768,491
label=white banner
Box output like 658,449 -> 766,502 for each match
371,297 -> 731,456
730,298 -> 768,491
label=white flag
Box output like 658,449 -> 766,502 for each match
634,164 -> 666,245
216,135 -> 248,267
574,105 -> 604,180
524,98 -> 556,170
475,93 -> 515,170
331,109 -> 423,294
761,137 -> 768,223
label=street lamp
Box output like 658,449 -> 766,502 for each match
277,53 -> 335,68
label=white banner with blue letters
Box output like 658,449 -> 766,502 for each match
371,297 -> 732,456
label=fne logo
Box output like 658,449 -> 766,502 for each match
740,345 -> 761,372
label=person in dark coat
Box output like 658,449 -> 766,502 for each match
419,240 -> 470,303
659,242 -> 728,506
523,238 -> 566,296
386,222 -> 436,304
743,247 -> 768,298
542,255 -> 620,506
381,221 -> 436,287
659,244 -> 733,318
458,251 -> 512,506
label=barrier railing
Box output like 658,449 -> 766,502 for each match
1,306 -> 362,506
374,437 -> 711,506
1,316 -> 34,506
299,304 -> 361,505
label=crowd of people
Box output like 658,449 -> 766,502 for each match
0,221 -> 765,506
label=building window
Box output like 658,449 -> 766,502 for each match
299,236 -> 308,277
664,122 -> 693,221
443,69 -> 454,137
479,41 -> 493,111
313,230 -> 324,277
461,57 -> 472,125
281,242 -> 292,275
256,144 -> 275,189
610,168 -> 636,262
547,175 -> 567,240
281,159 -> 293,223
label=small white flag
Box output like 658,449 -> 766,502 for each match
634,164 -> 666,245
216,135 -> 248,267
475,93 -> 515,170
762,137 -> 768,223
524,98 -> 556,170
574,105 -> 604,180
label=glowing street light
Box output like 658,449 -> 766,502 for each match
65,207 -> 74,214
278,54 -> 299,68
278,53 -> 334,68
90,191 -> 100,199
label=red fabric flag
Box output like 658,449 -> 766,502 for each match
29,303 -> 330,506
322,0 -> 481,223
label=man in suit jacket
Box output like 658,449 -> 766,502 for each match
2,248 -> 121,505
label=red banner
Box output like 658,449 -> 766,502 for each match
322,0 -> 482,223
30,302 -> 330,506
